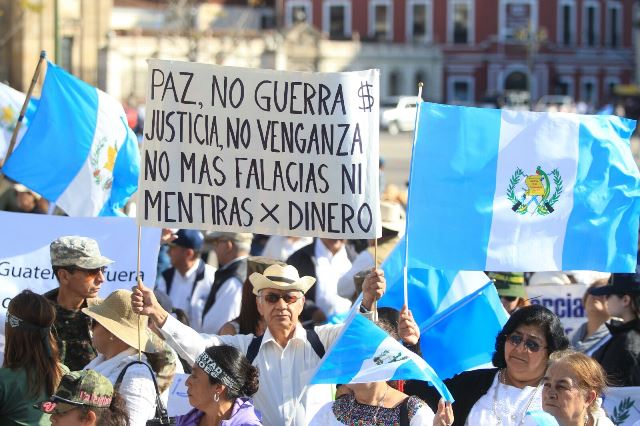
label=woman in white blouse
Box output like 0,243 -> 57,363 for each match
406,305 -> 570,426
83,289 -> 157,425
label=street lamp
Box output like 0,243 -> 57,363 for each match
515,22 -> 547,109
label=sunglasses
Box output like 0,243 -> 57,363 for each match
66,266 -> 107,277
506,333 -> 546,353
260,292 -> 302,305
501,296 -> 518,302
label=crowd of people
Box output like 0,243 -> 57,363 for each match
1,178 -> 639,425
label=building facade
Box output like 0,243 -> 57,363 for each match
282,0 -> 636,108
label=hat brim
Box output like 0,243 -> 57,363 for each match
381,220 -> 404,233
55,256 -> 114,269
250,273 -> 316,295
82,307 -> 152,353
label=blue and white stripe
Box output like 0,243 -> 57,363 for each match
2,62 -> 139,216
409,102 -> 639,272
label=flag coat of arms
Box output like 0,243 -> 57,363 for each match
409,102 -> 639,272
2,62 -> 139,216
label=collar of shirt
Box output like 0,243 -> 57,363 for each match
260,322 -> 308,350
178,259 -> 201,279
219,255 -> 248,271
314,239 -> 347,263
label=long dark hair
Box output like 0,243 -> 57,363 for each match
237,278 -> 262,335
4,290 -> 64,397
204,345 -> 259,399
492,304 -> 569,368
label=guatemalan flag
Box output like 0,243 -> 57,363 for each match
0,82 -> 36,162
1,61 -> 140,216
378,237 -> 509,379
311,308 -> 453,401
411,102 -> 639,272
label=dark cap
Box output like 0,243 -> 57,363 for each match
172,229 -> 204,250
589,273 -> 640,296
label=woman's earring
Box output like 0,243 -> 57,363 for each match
214,393 -> 219,402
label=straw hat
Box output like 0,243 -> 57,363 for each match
380,201 -> 405,233
250,264 -> 315,295
82,289 -> 150,352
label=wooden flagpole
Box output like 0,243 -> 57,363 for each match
1,50 -> 47,168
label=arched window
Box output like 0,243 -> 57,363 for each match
390,71 -> 402,96
505,71 -> 528,92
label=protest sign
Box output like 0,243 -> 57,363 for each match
602,386 -> 640,425
527,283 -> 587,337
0,211 -> 160,356
167,373 -> 190,417
137,59 -> 380,239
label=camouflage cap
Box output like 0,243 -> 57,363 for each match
488,272 -> 527,299
36,370 -> 113,414
50,236 -> 113,269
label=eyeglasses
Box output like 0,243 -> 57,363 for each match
69,266 -> 107,277
507,333 -> 547,353
260,292 -> 302,305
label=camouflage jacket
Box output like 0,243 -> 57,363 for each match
43,288 -> 98,371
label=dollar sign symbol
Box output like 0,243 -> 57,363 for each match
358,81 -> 374,112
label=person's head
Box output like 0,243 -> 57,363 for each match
50,236 -> 113,300
582,279 -> 610,321
186,345 -> 259,411
14,183 -> 40,212
542,350 -> 608,426
82,290 -> 152,359
167,229 -> 204,271
589,272 -> 640,321
250,264 -> 315,332
488,272 -> 529,314
379,201 -> 405,240
4,290 -> 63,397
207,231 -> 253,266
492,305 -> 569,384
37,370 -> 129,426
236,257 -> 286,335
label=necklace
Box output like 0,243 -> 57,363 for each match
372,384 -> 389,423
492,369 -> 542,426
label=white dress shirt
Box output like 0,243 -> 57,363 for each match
262,236 -> 313,261
314,239 -> 353,316
156,259 -> 216,331
160,315 -> 344,426
200,256 -> 246,334
84,347 -> 157,426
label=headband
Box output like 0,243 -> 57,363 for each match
195,351 -> 241,393
6,313 -> 53,358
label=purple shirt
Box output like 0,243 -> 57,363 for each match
176,398 -> 262,426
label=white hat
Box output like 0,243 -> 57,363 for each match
529,271 -> 572,286
250,264 -> 315,295
380,201 -> 405,233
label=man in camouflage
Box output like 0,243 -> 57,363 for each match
44,236 -> 112,371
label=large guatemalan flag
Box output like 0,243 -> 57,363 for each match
311,309 -> 453,401
2,61 -> 140,216
411,102 -> 639,272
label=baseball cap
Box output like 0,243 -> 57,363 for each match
36,370 -> 113,415
50,236 -> 113,269
206,231 -> 253,247
488,272 -> 527,299
171,229 -> 204,250
589,273 -> 640,296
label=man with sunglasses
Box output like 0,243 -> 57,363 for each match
132,262 -> 396,426
589,272 -> 640,386
44,236 -> 113,371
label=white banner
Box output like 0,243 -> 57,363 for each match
167,373 -> 191,417
602,387 -> 640,425
0,212 -> 161,355
527,284 -> 587,337
137,60 -> 380,239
